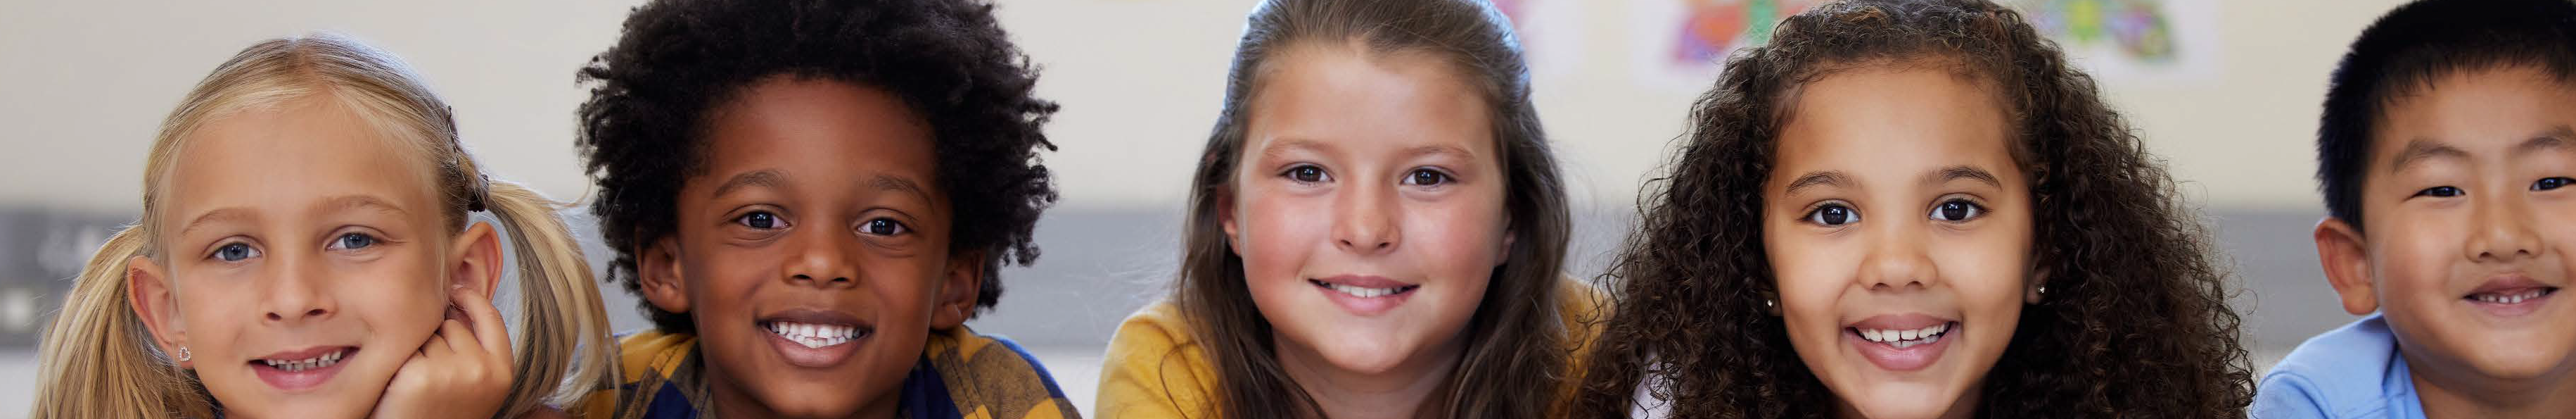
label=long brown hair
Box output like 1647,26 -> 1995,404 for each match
1571,0 -> 2253,417
32,32 -> 615,418
1169,0 -> 1574,418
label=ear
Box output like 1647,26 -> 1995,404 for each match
931,250 -> 986,330
637,237 -> 691,315
2024,265 -> 2052,304
1218,189 -> 1242,256
1496,215 -> 1516,268
125,256 -> 189,368
448,221 -> 504,298
2316,218 -> 2379,315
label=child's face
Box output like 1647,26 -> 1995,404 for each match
131,99 -> 461,417
1223,46 -> 1512,380
2319,65 -> 2576,387
642,77 -> 976,419
1761,65 -> 2033,419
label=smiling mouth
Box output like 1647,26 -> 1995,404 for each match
760,320 -> 870,349
252,347 -> 353,372
1852,322 -> 1955,349
2467,287 -> 2558,304
1308,279 -> 1420,298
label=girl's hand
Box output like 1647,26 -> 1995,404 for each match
371,285 -> 515,419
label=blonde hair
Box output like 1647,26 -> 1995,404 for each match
32,32 -> 615,418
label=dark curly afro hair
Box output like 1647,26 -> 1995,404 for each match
1570,0 -> 2252,417
575,0 -> 1059,334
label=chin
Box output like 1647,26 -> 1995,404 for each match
1839,383 -> 1971,419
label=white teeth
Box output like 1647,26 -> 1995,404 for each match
1324,282 -> 1406,298
2473,289 -> 2551,304
260,349 -> 347,372
767,321 -> 861,349
1858,323 -> 1953,347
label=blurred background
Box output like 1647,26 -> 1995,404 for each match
0,0 -> 2409,414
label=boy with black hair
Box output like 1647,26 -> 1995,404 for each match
568,0 -> 1077,418
2258,0 -> 2576,418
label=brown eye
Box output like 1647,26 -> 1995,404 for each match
738,211 -> 782,230
2415,186 -> 2463,198
2535,177 -> 2571,191
1284,165 -> 1328,183
1930,200 -> 1984,222
1402,169 -> 1450,187
860,218 -> 908,236
1806,204 -> 1858,226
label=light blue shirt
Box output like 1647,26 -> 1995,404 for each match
2252,314 -> 2426,419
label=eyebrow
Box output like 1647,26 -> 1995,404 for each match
1259,138 -> 1329,161
869,174 -> 932,204
1927,165 -> 2003,189
2387,139 -> 2469,172
1783,170 -> 1848,195
711,169 -> 788,197
1403,144 -> 1474,161
2516,126 -> 2575,155
319,194 -> 407,216
179,208 -> 257,237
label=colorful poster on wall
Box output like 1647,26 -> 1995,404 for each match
2007,0 -> 2221,83
1630,0 -> 2217,89
1495,0 -> 1586,80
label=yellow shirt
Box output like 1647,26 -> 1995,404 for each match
1094,275 -> 1607,418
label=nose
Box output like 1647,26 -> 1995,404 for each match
1858,223 -> 1939,291
262,252 -> 336,323
1332,182 -> 1400,255
784,224 -> 859,288
2465,194 -> 2542,263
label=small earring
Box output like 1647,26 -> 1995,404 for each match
175,346 -> 191,363
1764,299 -> 1776,310
2038,285 -> 2048,296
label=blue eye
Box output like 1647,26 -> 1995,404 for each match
329,232 -> 377,250
1401,169 -> 1450,187
211,243 -> 259,262
1284,165 -> 1329,183
2415,186 -> 2463,198
2535,177 -> 2572,191
1931,200 -> 1984,222
738,212 -> 782,230
1806,204 -> 1859,226
860,218 -> 908,236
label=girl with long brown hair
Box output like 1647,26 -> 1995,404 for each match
1093,0 -> 1598,418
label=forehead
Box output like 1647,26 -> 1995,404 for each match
1242,44 -> 1496,158
1773,64 -> 2013,180
2373,65 -> 2576,163
696,77 -> 940,195
162,96 -> 439,224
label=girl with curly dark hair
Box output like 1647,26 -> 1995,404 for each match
1093,0 -> 1600,418
1570,0 -> 2254,418
566,0 -> 1077,418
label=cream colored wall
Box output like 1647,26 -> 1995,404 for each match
0,0 -> 2411,214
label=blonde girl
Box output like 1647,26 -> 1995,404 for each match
32,33 -> 613,418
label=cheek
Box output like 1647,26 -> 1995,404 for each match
2368,217 -> 2461,296
1234,193 -> 1332,284
1766,227 -> 1853,345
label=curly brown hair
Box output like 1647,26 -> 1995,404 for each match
1569,0 -> 2253,417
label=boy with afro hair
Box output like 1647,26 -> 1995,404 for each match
568,0 -> 1076,418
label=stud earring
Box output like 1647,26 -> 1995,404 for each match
175,346 -> 191,363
